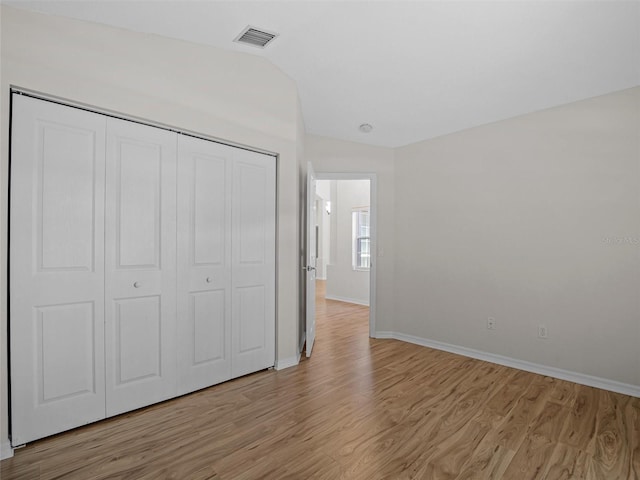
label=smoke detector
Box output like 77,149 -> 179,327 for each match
359,124 -> 373,133
234,26 -> 279,48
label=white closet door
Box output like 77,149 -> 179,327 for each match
231,149 -> 276,377
176,136 -> 232,394
104,118 -> 177,416
10,95 -> 107,445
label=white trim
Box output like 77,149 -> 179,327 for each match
315,172 -> 377,338
376,331 -> 640,398
324,294 -> 369,307
1,440 -> 14,460
275,355 -> 300,371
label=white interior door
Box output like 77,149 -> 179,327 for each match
230,149 -> 276,377
305,162 -> 317,357
176,136 -> 232,394
104,118 -> 177,416
10,95 -> 107,445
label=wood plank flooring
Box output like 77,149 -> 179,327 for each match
2,280 -> 638,479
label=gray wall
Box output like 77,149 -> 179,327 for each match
394,87 -> 640,387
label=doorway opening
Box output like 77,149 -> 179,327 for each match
305,172 -> 377,358
315,177 -> 371,299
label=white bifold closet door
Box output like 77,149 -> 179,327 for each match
176,136 -> 276,393
176,136 -> 232,394
230,148 -> 276,378
10,95 -> 275,445
104,118 -> 177,416
9,95 -> 107,445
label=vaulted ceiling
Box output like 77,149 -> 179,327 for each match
5,1 -> 639,147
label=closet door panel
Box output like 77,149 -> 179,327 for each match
114,296 -> 162,383
38,303 -> 97,401
231,150 -> 276,377
177,136 -> 232,394
105,118 -> 177,416
191,290 -> 225,363
117,141 -> 162,268
10,95 -> 106,445
192,157 -> 226,266
237,286 -> 266,352
38,125 -> 96,270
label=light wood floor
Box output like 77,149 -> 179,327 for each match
2,280 -> 638,479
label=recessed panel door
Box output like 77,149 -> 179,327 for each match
176,136 -> 232,395
231,150 -> 276,377
104,118 -> 177,416
10,95 -> 107,445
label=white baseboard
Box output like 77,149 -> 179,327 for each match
376,331 -> 640,398
1,440 -> 13,460
324,294 -> 369,306
275,354 -> 300,371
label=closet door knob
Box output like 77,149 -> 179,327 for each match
133,281 -> 141,288
206,277 -> 213,283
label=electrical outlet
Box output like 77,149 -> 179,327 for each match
487,317 -> 496,330
538,325 -> 548,339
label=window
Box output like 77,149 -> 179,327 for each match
352,208 -> 370,270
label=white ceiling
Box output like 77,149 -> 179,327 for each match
5,1 -> 640,147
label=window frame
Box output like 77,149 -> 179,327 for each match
352,207 -> 371,271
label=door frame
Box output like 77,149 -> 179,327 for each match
314,172 -> 377,337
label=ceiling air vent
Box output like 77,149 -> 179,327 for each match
234,26 -> 278,48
